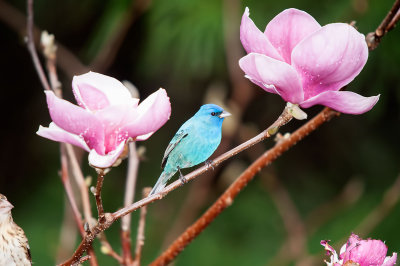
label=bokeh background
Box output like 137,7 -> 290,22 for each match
1,0 -> 399,265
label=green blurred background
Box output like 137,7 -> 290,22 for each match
0,0 -> 399,265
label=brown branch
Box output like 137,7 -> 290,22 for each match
60,104 -> 294,265
150,108 -> 339,266
113,105 -> 293,220
60,144 -> 85,236
99,232 -> 124,264
133,188 -> 151,266
121,142 -> 140,265
95,172 -> 106,222
26,0 -> 51,90
65,144 -> 94,231
366,0 -> 400,50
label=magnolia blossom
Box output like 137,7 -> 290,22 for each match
37,72 -> 171,168
321,234 -> 397,266
239,8 -> 379,115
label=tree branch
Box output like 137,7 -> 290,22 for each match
95,172 -> 106,222
26,0 -> 51,90
366,0 -> 400,50
60,103 -> 294,265
121,142 -> 140,264
133,188 -> 151,266
150,108 -> 339,266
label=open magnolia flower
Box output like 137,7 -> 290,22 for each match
321,233 -> 397,266
37,72 -> 171,168
239,8 -> 379,115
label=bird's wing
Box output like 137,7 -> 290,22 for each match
161,130 -> 188,169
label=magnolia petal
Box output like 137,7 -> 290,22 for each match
136,132 -> 154,141
265,8 -> 321,64
45,90 -> 105,154
88,141 -> 126,168
292,23 -> 368,99
300,91 -> 379,114
239,53 -> 303,103
123,88 -> 171,138
72,71 -> 133,111
382,253 -> 397,266
240,7 -> 283,61
37,123 -> 90,152
342,238 -> 388,265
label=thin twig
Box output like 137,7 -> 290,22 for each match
121,142 -> 140,264
61,145 -> 99,265
366,0 -> 400,50
375,0 -> 400,36
65,144 -> 94,230
113,105 -> 293,220
60,105 -> 293,265
95,172 -> 106,222
60,144 -> 85,236
98,233 -> 124,264
133,188 -> 151,266
150,108 -> 339,266
26,0 -> 51,91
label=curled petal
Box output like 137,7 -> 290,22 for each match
136,132 -> 154,141
123,88 -> 171,138
45,90 -> 105,154
72,71 -> 133,111
300,91 -> 379,114
292,23 -> 368,99
239,53 -> 303,103
37,123 -> 90,152
88,141 -> 126,168
265,8 -> 321,64
240,7 -> 283,61
383,253 -> 397,266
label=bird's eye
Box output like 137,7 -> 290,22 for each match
211,112 -> 216,116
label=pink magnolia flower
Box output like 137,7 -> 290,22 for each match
321,233 -> 397,266
239,8 -> 379,115
37,72 -> 171,168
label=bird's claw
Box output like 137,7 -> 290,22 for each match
178,168 -> 187,184
205,160 -> 215,170
179,175 -> 187,184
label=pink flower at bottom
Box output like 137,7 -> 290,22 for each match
321,233 -> 397,266
239,7 -> 379,115
37,71 -> 171,168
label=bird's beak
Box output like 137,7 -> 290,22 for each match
218,110 -> 231,118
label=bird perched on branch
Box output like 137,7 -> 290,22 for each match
0,194 -> 32,266
149,104 -> 231,195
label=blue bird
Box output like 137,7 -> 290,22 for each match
149,104 -> 231,195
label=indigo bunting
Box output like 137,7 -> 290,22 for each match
149,104 -> 231,195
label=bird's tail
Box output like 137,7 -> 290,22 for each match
149,170 -> 175,196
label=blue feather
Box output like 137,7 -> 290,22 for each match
149,104 -> 230,195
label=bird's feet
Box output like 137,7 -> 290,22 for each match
178,168 -> 187,184
205,159 -> 215,170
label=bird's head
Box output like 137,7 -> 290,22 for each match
0,194 -> 14,216
195,104 -> 231,125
